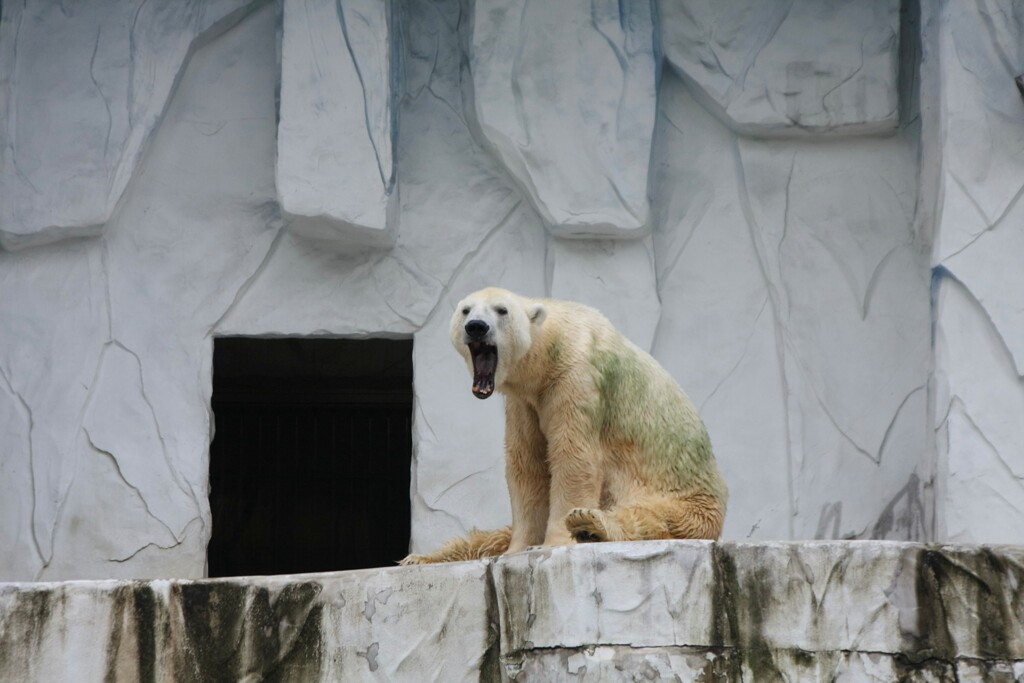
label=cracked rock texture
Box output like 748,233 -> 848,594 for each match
469,0 -> 658,237
277,0 -> 399,245
651,68 -> 929,544
3,541 -> 1024,681
0,0 -> 1020,583
925,0 -> 1024,545
660,0 -> 902,136
0,0 -> 261,250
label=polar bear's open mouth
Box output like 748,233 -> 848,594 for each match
468,341 -> 497,399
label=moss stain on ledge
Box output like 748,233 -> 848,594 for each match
0,588 -> 57,676
103,583 -> 160,683
170,581 -> 324,682
3,543 -> 1024,681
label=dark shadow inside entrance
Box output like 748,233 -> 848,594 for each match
208,337 -> 413,577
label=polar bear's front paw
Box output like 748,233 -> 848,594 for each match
565,508 -> 609,543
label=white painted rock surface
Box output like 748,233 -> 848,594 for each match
547,237 -> 661,352
0,2 -> 281,581
469,0 -> 657,237
0,242 -> 109,576
925,0 -> 1024,545
660,0 -> 901,136
0,0 -> 260,250
277,0 -> 398,246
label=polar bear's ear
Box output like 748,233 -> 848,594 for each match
528,302 -> 547,326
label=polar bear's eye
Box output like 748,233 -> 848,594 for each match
462,307 -> 470,315
495,306 -> 508,316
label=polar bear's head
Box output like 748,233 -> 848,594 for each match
450,287 -> 547,399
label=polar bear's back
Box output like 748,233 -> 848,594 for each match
539,297 -> 727,503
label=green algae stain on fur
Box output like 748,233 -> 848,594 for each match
588,343 -> 715,486
547,338 -> 563,365
589,346 -> 650,429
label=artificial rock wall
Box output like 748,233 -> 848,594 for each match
0,0 -> 1020,581
922,1 -> 1024,544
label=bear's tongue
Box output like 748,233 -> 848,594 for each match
469,342 -> 497,399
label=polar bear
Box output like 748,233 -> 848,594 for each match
401,287 -> 727,564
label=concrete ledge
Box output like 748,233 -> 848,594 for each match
0,561 -> 494,682
495,541 -> 1024,680
2,541 -> 1023,681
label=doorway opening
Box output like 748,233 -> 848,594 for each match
208,337 -> 412,577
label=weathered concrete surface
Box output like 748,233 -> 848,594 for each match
3,541 -> 1023,682
496,541 -> 1024,681
0,561 -> 494,683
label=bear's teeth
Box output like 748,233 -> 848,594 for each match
472,381 -> 494,399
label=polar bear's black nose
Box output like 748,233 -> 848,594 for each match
465,319 -> 489,339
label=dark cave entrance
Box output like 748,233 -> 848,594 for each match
207,337 -> 413,577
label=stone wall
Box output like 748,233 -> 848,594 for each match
0,0 -> 1021,581
2,541 -> 1023,681
922,1 -> 1024,544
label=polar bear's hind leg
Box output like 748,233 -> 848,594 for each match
565,508 -> 618,543
565,493 -> 724,543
